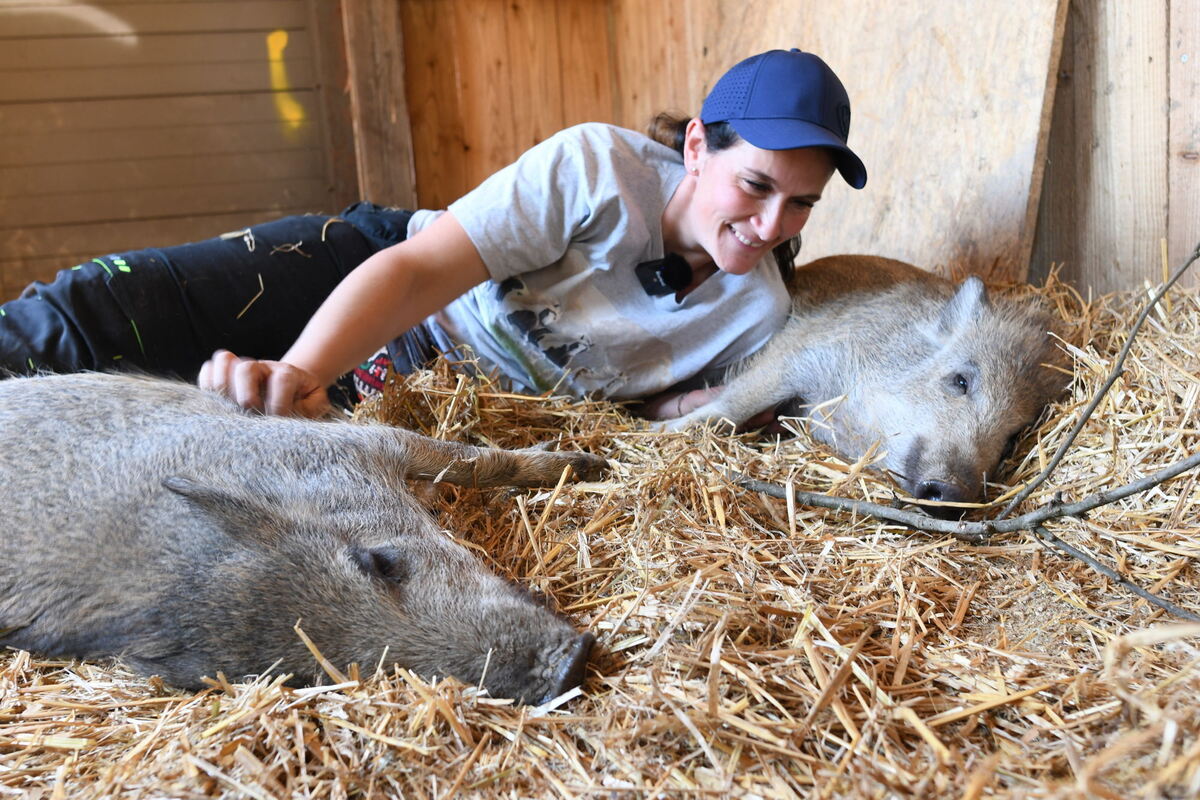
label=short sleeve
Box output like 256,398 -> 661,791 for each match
448,126 -> 607,282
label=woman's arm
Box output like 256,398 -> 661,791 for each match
198,212 -> 489,416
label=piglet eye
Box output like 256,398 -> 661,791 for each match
1000,430 -> 1023,463
953,373 -> 970,395
350,545 -> 407,583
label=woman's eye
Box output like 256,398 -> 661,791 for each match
743,179 -> 769,193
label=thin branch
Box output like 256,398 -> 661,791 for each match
736,239 -> 1200,622
1007,449 -> 1200,526
737,473 -> 1200,620
1031,525 -> 1200,622
734,475 -> 988,544
996,240 -> 1200,519
739,447 -> 1200,540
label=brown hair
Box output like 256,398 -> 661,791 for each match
648,112 -> 800,283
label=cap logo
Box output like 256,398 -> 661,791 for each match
838,104 -> 851,139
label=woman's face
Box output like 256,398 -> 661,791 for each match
681,120 -> 836,276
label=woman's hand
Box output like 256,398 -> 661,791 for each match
638,385 -> 725,420
639,384 -> 777,429
198,349 -> 331,418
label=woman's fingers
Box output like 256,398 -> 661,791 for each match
675,385 -> 723,416
264,362 -> 330,418
197,349 -> 240,397
197,350 -> 329,417
231,357 -> 269,412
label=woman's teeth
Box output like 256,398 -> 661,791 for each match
729,226 -> 762,248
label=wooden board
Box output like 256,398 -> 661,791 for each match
1031,0 -> 1173,293
0,0 -> 358,289
1169,3 -> 1200,288
395,0 -> 1065,281
340,0 -> 417,208
399,0 -> 614,210
0,207 -> 312,299
0,1 -> 309,37
678,0 -> 1068,281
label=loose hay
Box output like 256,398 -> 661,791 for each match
3,275 -> 1199,798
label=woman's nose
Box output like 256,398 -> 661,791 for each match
753,202 -> 784,242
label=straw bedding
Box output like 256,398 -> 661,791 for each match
2,273 -> 1198,799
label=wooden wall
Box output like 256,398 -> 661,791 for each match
3,1 -> 1192,295
390,0 -> 615,210
0,0 -> 357,297
390,0 -> 1067,283
1030,0 -> 1200,292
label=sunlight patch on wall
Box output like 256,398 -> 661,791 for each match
267,29 -> 305,134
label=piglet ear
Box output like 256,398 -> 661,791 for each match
349,545 -> 408,583
162,476 -> 281,543
937,276 -> 989,336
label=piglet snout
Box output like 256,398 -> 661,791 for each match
542,631 -> 594,703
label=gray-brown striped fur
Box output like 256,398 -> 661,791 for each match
666,255 -> 1067,506
0,373 -> 603,702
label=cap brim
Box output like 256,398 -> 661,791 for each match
729,118 -> 868,190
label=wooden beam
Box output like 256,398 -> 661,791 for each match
308,0 -> 361,212
341,0 -> 417,208
1169,2 -> 1200,287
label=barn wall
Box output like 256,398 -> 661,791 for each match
386,0 -> 1196,293
395,0 -> 1067,283
0,0 -> 358,297
1030,0 -> 1199,293
393,0 -> 615,210
2,2 -> 1192,296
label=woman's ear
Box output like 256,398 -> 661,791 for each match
683,118 -> 707,175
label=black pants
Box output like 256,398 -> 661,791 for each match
0,203 -> 414,382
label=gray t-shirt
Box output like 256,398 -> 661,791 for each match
407,123 -> 790,400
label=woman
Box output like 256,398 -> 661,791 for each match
0,50 -> 866,418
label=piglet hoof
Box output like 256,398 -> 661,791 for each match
542,631 -> 594,703
563,452 -> 609,481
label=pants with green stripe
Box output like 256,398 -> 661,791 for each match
0,203 -> 413,381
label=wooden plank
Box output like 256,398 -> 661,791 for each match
0,58 -> 316,102
0,177 -> 330,229
0,207 -> 314,267
504,0 -> 564,150
306,0 -> 359,212
684,0 -> 1066,281
341,0 -> 417,207
395,0 -> 619,209
453,0 -> 516,193
0,150 -> 325,197
0,93 -> 317,132
1085,0 -> 1169,292
0,120 -> 321,167
0,30 -> 313,70
555,0 -> 616,129
400,0 -> 469,209
1029,10 -> 1079,289
1033,0 -> 1168,293
0,1 -> 308,38
1018,0 -> 1070,281
610,0 -> 695,133
0,207 -> 313,297
1169,3 -> 1200,288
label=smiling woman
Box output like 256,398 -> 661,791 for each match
0,49 -> 868,424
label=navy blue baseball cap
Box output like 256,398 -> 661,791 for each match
700,49 -> 867,189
